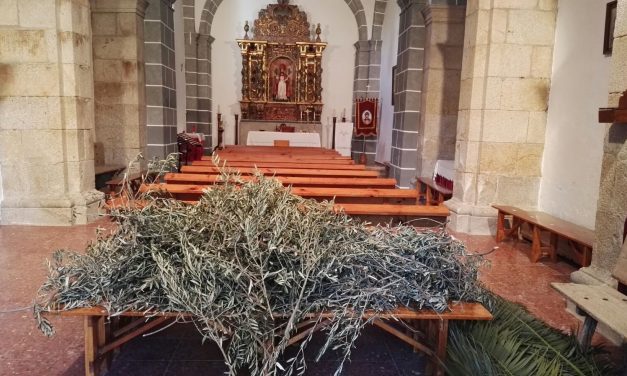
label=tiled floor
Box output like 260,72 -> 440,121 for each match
0,218 -> 619,375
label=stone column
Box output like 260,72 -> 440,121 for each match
572,0 -> 627,286
144,0 -> 177,160
183,30 -> 213,152
0,0 -> 102,225
92,0 -> 149,170
390,0 -> 428,188
417,5 -> 465,178
351,40 -> 382,165
195,33 -> 213,150
446,0 -> 557,234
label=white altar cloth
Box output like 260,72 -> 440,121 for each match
334,122 -> 353,157
246,131 -> 321,147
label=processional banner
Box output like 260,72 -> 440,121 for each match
354,98 -> 378,137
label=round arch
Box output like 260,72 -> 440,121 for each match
199,0 -> 368,41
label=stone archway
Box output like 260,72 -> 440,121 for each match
184,0 -> 369,149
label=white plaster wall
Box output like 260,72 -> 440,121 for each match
375,0 -> 399,163
0,166 -> 3,222
538,0 -> 611,229
211,0 -> 359,145
175,0 -> 187,131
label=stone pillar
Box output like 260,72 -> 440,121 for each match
390,0 -> 428,188
446,0 -> 557,234
573,0 -> 627,286
417,5 -> 465,178
144,0 -> 177,160
352,40 -> 382,165
92,0 -> 149,170
195,33 -> 213,150
183,31 -> 213,152
0,0 -> 102,225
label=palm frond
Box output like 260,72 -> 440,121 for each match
446,293 -> 617,376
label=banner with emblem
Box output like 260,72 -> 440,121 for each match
354,98 -> 378,137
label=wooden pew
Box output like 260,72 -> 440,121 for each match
493,205 -> 594,266
192,160 -> 367,170
43,302 -> 492,376
179,165 -> 379,178
203,155 -> 353,163
552,244 -> 627,358
217,146 -> 339,155
140,184 -> 419,204
552,283 -> 627,350
335,203 -> 449,217
164,173 -> 397,188
417,177 -> 452,206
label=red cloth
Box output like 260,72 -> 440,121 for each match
355,99 -> 378,137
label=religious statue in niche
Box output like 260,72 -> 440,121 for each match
271,59 -> 294,102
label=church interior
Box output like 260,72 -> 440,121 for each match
1,0 -> 626,375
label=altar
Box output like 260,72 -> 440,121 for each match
246,131 -> 321,147
236,1 -> 327,125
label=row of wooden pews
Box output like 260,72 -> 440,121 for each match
139,146 -> 450,224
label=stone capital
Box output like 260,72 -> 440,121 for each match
91,0 -> 149,18
196,33 -> 215,46
397,0 -> 428,12
354,40 -> 371,51
423,4 -> 467,25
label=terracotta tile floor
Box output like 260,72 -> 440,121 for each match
0,219 -> 620,375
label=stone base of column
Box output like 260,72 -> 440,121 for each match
445,198 -> 497,235
1,191 -> 104,226
570,266 -> 618,287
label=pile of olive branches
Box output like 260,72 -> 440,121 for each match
34,172 -> 485,376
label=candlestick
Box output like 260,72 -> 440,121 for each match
332,116 -> 337,150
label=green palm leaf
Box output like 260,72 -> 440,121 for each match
446,294 -> 616,376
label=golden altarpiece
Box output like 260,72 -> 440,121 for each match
237,0 -> 327,123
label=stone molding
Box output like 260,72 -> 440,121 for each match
354,40 -> 371,51
397,0 -> 428,12
421,4 -> 466,26
91,0 -> 149,17
197,33 -> 215,46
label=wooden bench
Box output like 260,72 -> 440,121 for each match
552,241 -> 627,366
164,173 -> 397,188
180,165 -> 379,178
217,146 -> 340,155
418,177 -> 453,206
43,302 -> 491,376
335,203 -> 449,218
140,184 -> 420,205
105,171 -> 154,194
94,164 -> 125,191
493,205 -> 594,266
192,160 -> 367,170
552,283 -> 627,350
203,155 -> 353,163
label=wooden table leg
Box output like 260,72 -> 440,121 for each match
426,187 -> 433,206
496,211 -> 506,242
549,232 -> 558,262
530,225 -> 542,263
577,314 -> 597,351
84,316 -> 105,376
435,319 -> 448,376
